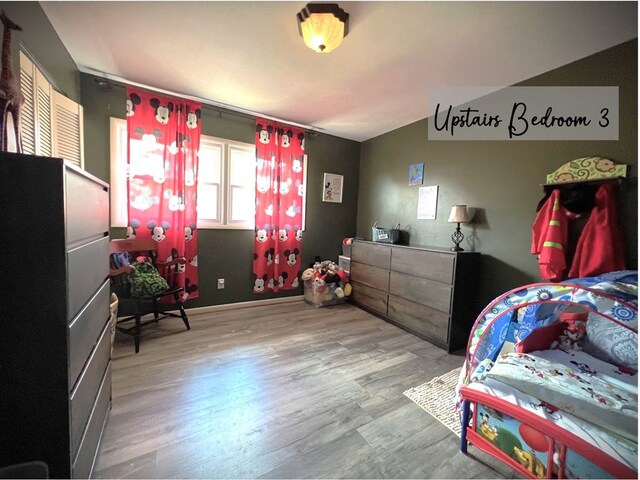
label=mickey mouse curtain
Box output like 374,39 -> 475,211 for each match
126,87 -> 201,300
253,118 -> 305,293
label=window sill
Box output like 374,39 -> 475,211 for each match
197,223 -> 255,231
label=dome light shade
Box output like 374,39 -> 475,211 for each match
297,3 -> 349,53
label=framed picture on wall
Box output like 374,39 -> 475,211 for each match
322,173 -> 343,203
417,185 -> 438,219
409,163 -> 424,186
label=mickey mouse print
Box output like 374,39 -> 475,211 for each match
126,87 -> 201,300
253,119 -> 305,293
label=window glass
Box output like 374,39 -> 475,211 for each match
230,185 -> 253,222
197,184 -> 219,221
198,143 -> 222,183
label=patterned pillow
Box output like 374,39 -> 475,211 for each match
582,314 -> 638,370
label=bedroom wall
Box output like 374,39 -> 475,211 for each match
0,2 -> 80,102
80,74 -> 360,308
357,39 -> 638,308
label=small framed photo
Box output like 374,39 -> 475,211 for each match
409,163 -> 424,186
322,173 -> 343,203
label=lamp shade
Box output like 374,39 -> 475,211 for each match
448,205 -> 470,223
297,3 -> 349,53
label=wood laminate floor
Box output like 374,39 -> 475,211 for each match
94,301 -> 514,479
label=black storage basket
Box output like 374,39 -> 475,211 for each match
372,222 -> 401,244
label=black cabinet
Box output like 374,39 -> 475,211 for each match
0,153 -> 111,478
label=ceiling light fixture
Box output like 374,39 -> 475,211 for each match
296,3 -> 349,53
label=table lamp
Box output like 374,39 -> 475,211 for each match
447,205 -> 470,251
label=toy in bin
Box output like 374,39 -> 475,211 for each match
302,259 -> 352,307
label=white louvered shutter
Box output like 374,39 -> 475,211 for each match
35,68 -> 53,157
19,52 -> 36,155
52,90 -> 84,168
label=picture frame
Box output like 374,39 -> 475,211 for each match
417,185 -> 438,219
322,173 -> 343,203
409,163 -> 424,186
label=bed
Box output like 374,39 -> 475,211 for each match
456,270 -> 638,479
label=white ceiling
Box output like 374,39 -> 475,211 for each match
41,1 -> 637,142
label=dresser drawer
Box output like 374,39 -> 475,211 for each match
351,241 -> 391,269
73,363 -> 111,479
391,247 -> 455,284
350,281 -> 388,315
387,294 -> 449,344
68,280 -> 110,389
66,168 -> 109,245
67,236 -> 110,321
70,322 -> 111,457
389,271 -> 452,313
350,261 -> 389,292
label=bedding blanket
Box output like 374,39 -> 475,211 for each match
486,349 -> 637,442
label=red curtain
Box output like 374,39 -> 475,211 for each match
126,87 -> 201,300
253,118 -> 305,293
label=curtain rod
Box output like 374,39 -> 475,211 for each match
80,65 -> 322,133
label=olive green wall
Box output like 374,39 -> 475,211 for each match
0,2 -> 80,102
357,39 -> 638,308
80,74 -> 360,308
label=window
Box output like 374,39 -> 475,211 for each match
110,117 -> 257,229
197,136 -> 256,228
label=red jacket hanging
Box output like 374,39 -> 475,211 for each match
531,189 -> 568,281
568,182 -> 626,278
531,182 -> 625,281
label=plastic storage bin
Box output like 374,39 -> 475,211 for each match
304,280 -> 346,308
338,255 -> 351,273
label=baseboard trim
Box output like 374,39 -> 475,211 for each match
182,295 -> 305,316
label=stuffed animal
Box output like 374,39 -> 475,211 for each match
301,268 -> 315,281
337,269 -> 349,283
324,273 -> 341,284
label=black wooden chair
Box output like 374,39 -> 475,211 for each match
109,239 -> 190,353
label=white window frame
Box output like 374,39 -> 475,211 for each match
197,135 -> 256,230
110,117 -> 128,227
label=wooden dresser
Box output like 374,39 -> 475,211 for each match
350,240 -> 480,352
1,153 -> 111,478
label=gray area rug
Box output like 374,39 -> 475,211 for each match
404,367 -> 462,437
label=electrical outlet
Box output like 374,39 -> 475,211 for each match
217,278 -> 225,289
